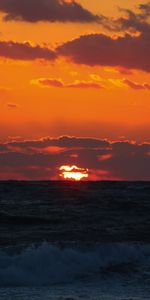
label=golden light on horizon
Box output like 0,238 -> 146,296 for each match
59,165 -> 89,181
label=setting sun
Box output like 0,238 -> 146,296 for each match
59,165 -> 89,181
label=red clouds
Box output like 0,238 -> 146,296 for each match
0,136 -> 150,181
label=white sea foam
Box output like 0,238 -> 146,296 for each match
0,243 -> 149,286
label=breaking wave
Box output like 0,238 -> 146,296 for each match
0,243 -> 149,286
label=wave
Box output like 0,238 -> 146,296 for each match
0,243 -> 149,287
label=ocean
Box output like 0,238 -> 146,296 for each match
0,181 -> 150,300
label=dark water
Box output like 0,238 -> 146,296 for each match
0,181 -> 150,299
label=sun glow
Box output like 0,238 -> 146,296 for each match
59,165 -> 89,181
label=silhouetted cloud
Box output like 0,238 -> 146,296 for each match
31,78 -> 103,89
0,0 -> 100,23
55,2 -> 150,72
101,2 -> 150,34
0,40 -> 56,60
1,2 -> 150,68
116,2 -> 150,33
57,31 -> 150,72
0,136 -> 150,180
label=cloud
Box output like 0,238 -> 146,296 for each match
123,79 -> 150,90
32,78 -> 64,88
1,136 -> 108,151
0,40 -> 56,61
103,2 -> 150,34
118,68 -> 133,75
118,2 -> 150,33
108,78 -> 127,88
7,103 -> 19,108
0,136 -> 150,180
0,3 -> 149,68
56,2 -> 150,72
31,78 -> 103,89
139,2 -> 150,17
108,78 -> 150,90
0,0 -> 100,23
67,80 -> 102,89
57,31 -> 150,72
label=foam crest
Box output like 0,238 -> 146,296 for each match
0,243 -> 149,286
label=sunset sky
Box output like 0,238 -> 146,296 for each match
0,0 -> 150,180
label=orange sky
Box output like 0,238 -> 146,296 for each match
0,0 -> 150,180
0,0 -> 150,144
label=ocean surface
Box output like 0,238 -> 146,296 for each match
0,181 -> 150,300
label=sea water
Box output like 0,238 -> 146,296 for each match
0,181 -> 150,299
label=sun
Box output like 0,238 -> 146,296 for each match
59,165 -> 89,181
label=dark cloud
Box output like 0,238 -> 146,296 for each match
1,31 -> 149,70
139,2 -> 150,17
0,40 -> 56,60
1,136 -> 108,151
0,136 -> 150,180
57,32 -> 150,72
0,2 -> 149,68
56,2 -> 150,72
105,2 -> 150,33
0,0 -> 100,23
